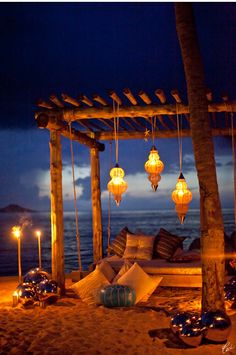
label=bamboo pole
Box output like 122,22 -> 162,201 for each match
90,147 -> 103,263
123,88 -> 137,105
50,131 -> 65,295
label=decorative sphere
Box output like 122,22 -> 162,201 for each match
224,277 -> 236,292
16,283 -> 36,306
36,279 -> 58,302
225,290 -> 236,302
170,312 -> 192,334
201,311 -> 232,342
100,285 -> 136,307
178,323 -> 203,347
23,268 -> 49,285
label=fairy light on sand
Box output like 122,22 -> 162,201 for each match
35,230 -> 42,269
12,226 -> 22,283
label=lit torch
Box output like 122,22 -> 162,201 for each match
35,230 -> 42,269
12,226 -> 22,283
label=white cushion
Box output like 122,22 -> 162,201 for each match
140,274 -> 163,302
97,260 -> 116,283
112,260 -> 133,284
123,233 -> 155,260
117,262 -> 160,304
71,267 -> 110,305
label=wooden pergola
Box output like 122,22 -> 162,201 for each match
35,88 -> 236,292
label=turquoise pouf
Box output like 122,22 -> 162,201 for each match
100,285 -> 136,307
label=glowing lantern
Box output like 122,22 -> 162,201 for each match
144,145 -> 164,191
172,173 -> 192,224
107,164 -> 128,206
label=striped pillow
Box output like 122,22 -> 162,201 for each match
108,227 -> 132,257
123,233 -> 155,260
71,267 -> 110,305
153,228 -> 186,260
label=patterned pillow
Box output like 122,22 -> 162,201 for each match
153,228 -> 186,260
123,233 -> 155,260
108,227 -> 132,257
71,266 -> 110,305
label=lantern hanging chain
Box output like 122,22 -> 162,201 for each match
113,100 -> 120,164
69,121 -> 82,272
107,140 -> 112,255
151,116 -> 157,146
176,104 -> 183,173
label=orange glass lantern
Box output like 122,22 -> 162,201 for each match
172,173 -> 192,224
107,164 -> 128,206
144,145 -> 164,191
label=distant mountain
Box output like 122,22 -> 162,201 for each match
0,204 -> 36,213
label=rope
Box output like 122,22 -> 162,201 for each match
231,110 -> 236,225
113,100 -> 120,164
69,122 -> 82,271
151,116 -> 157,146
176,104 -> 183,173
107,140 -> 112,255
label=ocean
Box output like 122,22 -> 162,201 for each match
0,208 -> 235,277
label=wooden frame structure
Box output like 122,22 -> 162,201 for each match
35,88 -> 236,292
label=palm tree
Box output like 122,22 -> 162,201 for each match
175,3 -> 225,311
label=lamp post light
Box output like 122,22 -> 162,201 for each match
35,230 -> 42,269
12,226 -> 22,283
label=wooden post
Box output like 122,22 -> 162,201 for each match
90,147 -> 103,263
49,131 -> 65,294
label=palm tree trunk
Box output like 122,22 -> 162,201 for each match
175,3 -> 225,311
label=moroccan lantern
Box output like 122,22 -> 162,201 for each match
172,172 -> 192,224
144,145 -> 164,191
107,163 -> 128,206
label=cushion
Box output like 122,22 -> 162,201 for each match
140,274 -> 163,302
117,262 -> 159,304
112,260 -> 133,284
108,227 -> 132,257
97,260 -> 116,283
153,228 -> 186,259
168,249 -> 201,263
123,233 -> 155,260
100,285 -> 136,307
71,267 -> 110,305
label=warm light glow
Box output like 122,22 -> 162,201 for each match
144,145 -> 164,191
35,230 -> 41,238
107,164 -> 128,206
172,173 -> 192,224
12,226 -> 21,239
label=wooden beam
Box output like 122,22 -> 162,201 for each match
62,93 -> 80,107
108,90 -> 122,105
155,89 -> 166,104
49,94 -> 64,108
123,88 -> 137,105
36,99 -> 53,109
50,101 -> 236,121
90,148 -> 103,263
78,94 -> 93,107
138,90 -> 152,104
92,94 -> 108,106
95,127 -> 236,141
171,89 -> 182,103
35,113 -> 105,151
50,131 -> 65,294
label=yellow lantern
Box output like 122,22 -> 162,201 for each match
172,173 -> 192,224
107,164 -> 128,206
144,145 -> 164,191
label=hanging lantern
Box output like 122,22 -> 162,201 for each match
172,173 -> 192,224
107,164 -> 128,206
144,145 -> 164,191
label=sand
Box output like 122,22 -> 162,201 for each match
0,277 -> 236,355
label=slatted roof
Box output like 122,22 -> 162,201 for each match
35,88 -> 236,148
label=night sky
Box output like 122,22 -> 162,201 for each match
0,2 -> 236,212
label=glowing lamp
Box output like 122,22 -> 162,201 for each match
107,164 -> 128,206
35,230 -> 42,269
172,173 -> 192,224
12,226 -> 22,283
144,145 -> 164,191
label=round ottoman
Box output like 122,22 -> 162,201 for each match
100,284 -> 136,307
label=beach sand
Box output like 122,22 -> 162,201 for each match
0,277 -> 236,354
